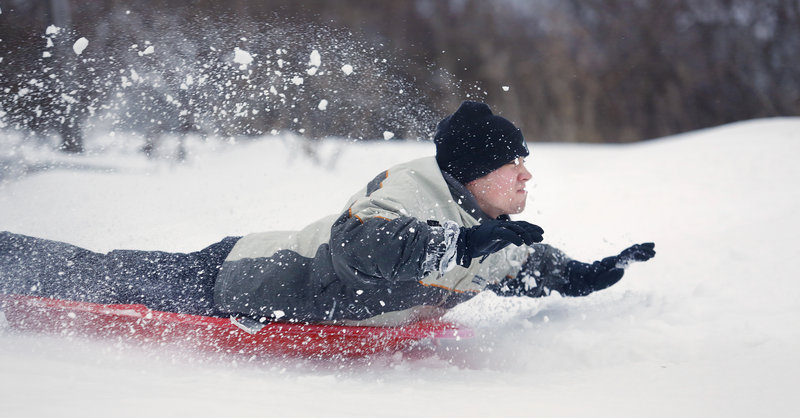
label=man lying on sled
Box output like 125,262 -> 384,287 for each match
0,101 -> 655,326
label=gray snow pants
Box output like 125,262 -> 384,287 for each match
0,231 -> 239,316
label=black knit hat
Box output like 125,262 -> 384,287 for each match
434,101 -> 529,184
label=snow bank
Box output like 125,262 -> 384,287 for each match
1,118 -> 799,417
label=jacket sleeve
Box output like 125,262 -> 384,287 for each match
487,243 -> 572,297
328,211 -> 458,285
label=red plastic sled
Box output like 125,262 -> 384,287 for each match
0,294 -> 472,359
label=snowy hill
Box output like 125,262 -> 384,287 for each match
1,119 -> 799,417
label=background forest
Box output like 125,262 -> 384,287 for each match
1,0 -> 798,153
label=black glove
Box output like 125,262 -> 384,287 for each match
561,242 -> 656,296
456,220 -> 544,267
617,242 -> 656,266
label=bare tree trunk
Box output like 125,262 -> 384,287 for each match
49,0 -> 84,153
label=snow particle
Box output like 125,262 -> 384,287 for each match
383,131 -> 395,140
502,85 -> 510,91
61,93 -> 77,104
308,49 -> 321,67
73,37 -> 89,55
318,99 -> 329,110
272,310 -> 286,319
138,45 -> 154,56
291,76 -> 304,86
46,25 -> 61,35
233,47 -> 253,69
341,64 -> 354,75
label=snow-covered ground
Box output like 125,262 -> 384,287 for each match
1,119 -> 799,417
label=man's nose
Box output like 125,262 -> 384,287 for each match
519,164 -> 532,181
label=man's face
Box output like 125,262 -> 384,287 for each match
466,157 -> 532,219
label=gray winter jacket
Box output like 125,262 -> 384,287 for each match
213,157 -> 571,325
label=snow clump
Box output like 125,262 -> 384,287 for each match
233,47 -> 253,69
307,49 -> 322,75
73,37 -> 89,55
138,45 -> 155,56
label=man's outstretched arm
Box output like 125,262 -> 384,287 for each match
491,242 -> 656,297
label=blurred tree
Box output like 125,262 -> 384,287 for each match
48,0 -> 83,153
0,0 -> 797,151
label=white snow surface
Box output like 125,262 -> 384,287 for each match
1,119 -> 799,417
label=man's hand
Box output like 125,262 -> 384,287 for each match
457,220 -> 544,267
563,242 -> 656,296
616,242 -> 656,267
